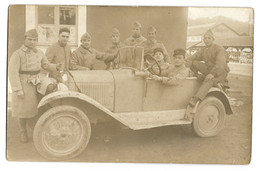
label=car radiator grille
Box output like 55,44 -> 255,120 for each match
68,82 -> 114,110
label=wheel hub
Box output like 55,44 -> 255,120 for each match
43,116 -> 82,154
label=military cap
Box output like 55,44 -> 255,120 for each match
153,48 -> 164,55
133,21 -> 142,28
147,26 -> 157,33
204,29 -> 215,39
59,27 -> 70,35
81,32 -> 91,40
24,29 -> 38,38
173,48 -> 186,57
112,28 -> 120,36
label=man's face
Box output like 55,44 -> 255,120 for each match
58,32 -> 70,45
81,38 -> 91,49
154,51 -> 164,62
24,36 -> 38,49
132,27 -> 141,37
203,35 -> 214,46
147,31 -> 156,41
174,54 -> 185,67
111,34 -> 120,44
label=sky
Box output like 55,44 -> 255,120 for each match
188,7 -> 253,23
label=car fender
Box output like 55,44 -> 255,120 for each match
206,87 -> 233,114
185,87 -> 233,121
37,91 -> 129,125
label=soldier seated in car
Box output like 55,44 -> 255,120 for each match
69,32 -> 117,70
151,48 -> 190,86
144,48 -> 172,76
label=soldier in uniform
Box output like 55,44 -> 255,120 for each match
8,29 -> 63,143
186,30 -> 230,107
140,26 -> 171,63
145,48 -> 172,77
152,49 -> 190,85
69,32 -> 117,70
103,28 -> 125,69
45,27 -> 71,82
124,21 -> 147,46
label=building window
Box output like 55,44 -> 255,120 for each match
36,5 -> 77,46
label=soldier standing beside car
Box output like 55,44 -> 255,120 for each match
45,27 -> 71,82
8,29 -> 63,143
140,26 -> 171,63
69,32 -> 117,70
124,21 -> 147,46
186,30 -> 230,107
151,49 -> 190,85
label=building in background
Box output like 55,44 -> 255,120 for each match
8,5 -> 188,69
186,23 -> 253,64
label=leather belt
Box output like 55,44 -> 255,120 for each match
19,70 -> 40,75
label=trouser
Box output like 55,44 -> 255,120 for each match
18,118 -> 28,133
191,61 -> 227,100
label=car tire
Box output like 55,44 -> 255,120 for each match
33,105 -> 91,160
192,96 -> 225,137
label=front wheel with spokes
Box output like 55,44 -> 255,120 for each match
33,105 -> 91,160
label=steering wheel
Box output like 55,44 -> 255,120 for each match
143,55 -> 162,76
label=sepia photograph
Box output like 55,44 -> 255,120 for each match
5,2 -> 255,167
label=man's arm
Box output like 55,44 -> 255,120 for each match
161,67 -> 190,86
210,46 -> 226,77
40,50 -> 58,72
45,45 -> 55,63
69,51 -> 90,70
8,51 -> 23,92
95,49 -> 116,62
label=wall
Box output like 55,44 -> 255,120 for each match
8,5 -> 26,62
87,6 -> 188,59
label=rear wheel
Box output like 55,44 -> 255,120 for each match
33,105 -> 91,160
192,96 -> 225,137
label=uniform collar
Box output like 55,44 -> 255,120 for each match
147,39 -> 157,44
58,41 -> 67,47
132,35 -> 143,40
21,45 -> 38,53
79,45 -> 93,54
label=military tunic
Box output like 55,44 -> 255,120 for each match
187,43 -> 229,77
141,39 -> 171,63
187,43 -> 230,100
45,41 -> 71,79
69,45 -> 115,70
161,65 -> 190,86
103,42 -> 125,69
8,45 -> 57,118
124,35 -> 147,46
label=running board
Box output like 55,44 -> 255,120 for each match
128,119 -> 192,130
114,109 -> 192,130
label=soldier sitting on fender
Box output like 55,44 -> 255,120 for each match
186,30 -> 230,107
8,29 -> 63,143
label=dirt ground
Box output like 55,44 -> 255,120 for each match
6,73 -> 252,164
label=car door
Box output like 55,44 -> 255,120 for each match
142,77 -> 201,111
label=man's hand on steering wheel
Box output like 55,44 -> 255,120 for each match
143,54 -> 162,76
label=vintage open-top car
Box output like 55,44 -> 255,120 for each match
33,46 -> 233,160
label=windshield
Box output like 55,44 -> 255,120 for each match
118,46 -> 144,70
